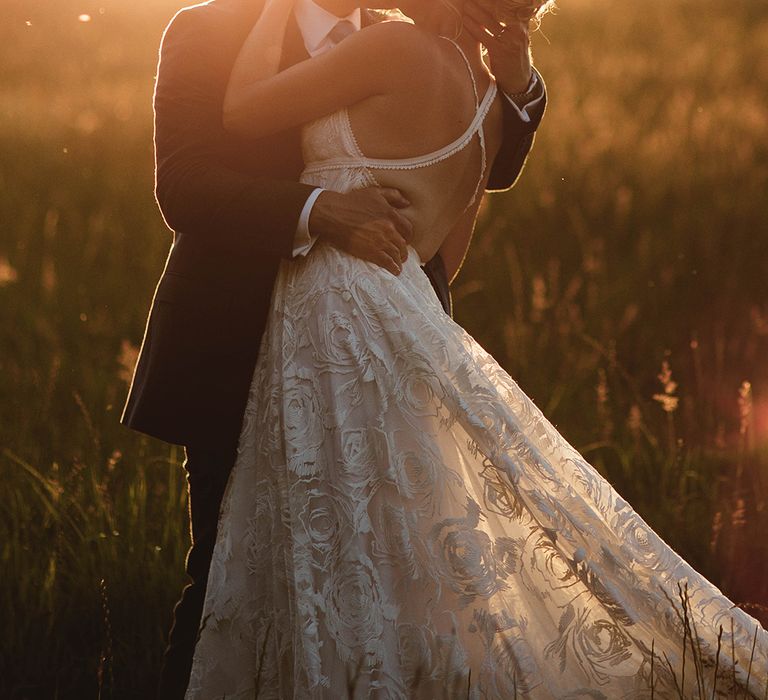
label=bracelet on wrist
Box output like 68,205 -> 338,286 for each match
507,72 -> 536,100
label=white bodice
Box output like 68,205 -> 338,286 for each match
300,108 -> 378,193
299,39 -> 499,259
299,71 -> 498,195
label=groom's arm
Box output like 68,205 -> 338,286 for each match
486,69 -> 546,191
154,7 -> 412,271
154,7 -> 314,259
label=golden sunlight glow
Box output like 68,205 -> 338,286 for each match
2,0 -> 767,694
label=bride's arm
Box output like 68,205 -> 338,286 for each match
223,21 -> 424,139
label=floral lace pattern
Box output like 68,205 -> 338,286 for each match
185,101 -> 767,697
186,240 -> 767,699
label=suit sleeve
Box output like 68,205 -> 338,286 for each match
153,9 -> 315,259
486,69 -> 547,192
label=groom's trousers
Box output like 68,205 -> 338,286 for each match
157,429 -> 240,700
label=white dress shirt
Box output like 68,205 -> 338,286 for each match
290,0 -> 543,257
291,0 -> 362,257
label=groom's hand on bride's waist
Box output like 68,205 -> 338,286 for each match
308,188 -> 413,276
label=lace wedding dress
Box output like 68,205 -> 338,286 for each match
186,43 -> 768,699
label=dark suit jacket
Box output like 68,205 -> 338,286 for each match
121,0 -> 547,446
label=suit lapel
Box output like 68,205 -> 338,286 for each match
280,11 -> 310,70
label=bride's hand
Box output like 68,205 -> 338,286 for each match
309,188 -> 414,276
462,6 -> 533,96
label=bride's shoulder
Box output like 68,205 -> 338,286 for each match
360,18 -> 434,44
354,20 -> 440,65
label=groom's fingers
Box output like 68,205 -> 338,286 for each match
378,192 -> 413,241
377,188 -> 414,242
378,222 -> 409,265
393,233 -> 409,263
373,248 -> 402,276
378,187 -> 410,209
390,210 -> 414,244
380,242 -> 404,275
309,188 -> 414,273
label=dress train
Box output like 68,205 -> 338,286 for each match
186,242 -> 768,699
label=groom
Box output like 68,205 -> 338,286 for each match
121,0 -> 546,696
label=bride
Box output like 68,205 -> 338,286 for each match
185,0 -> 768,696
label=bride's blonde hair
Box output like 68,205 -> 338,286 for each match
378,0 -> 556,41
494,0 -> 556,24
435,0 -> 556,40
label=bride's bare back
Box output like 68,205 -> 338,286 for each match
225,19 -> 503,269
304,22 -> 503,263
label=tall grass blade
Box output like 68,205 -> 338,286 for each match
711,625 -> 722,700
678,582 -> 688,694
97,578 -> 114,700
732,617 -> 738,695
746,623 -> 759,698
253,619 -> 272,699
663,651 -> 684,699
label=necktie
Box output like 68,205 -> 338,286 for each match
328,19 -> 356,46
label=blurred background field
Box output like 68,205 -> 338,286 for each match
1,0 -> 767,696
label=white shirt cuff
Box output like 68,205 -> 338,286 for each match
501,69 -> 544,124
292,187 -> 325,257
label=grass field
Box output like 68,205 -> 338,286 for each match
1,0 -> 767,696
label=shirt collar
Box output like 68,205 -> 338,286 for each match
294,0 -> 362,56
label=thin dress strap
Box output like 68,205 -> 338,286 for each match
302,37 -> 498,209
305,81 -> 497,175
442,38 -> 488,209
442,37 -> 480,108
